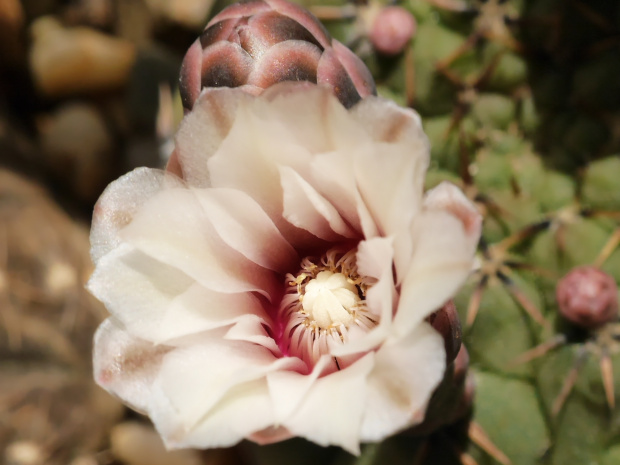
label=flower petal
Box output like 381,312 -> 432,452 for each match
88,244 -> 268,344
193,187 -> 298,272
175,87 -> 252,187
279,165 -> 357,240
151,339 -> 305,432
423,181 -> 482,252
394,210 -> 475,337
153,379 -> 278,449
120,187 -> 277,296
277,353 -> 375,454
360,322 -> 445,441
91,167 -> 183,263
93,318 -> 170,413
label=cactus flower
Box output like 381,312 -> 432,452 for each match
89,82 -> 480,453
179,0 -> 376,111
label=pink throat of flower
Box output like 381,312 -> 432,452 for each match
276,247 -> 378,373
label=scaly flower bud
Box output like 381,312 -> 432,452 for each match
556,266 -> 619,329
179,0 -> 376,110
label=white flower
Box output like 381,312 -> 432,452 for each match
89,82 -> 481,454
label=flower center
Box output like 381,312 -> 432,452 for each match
301,271 -> 359,329
279,247 -> 378,369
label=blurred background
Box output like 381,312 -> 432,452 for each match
1,0 -> 620,464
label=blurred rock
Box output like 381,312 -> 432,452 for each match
144,0 -> 215,30
115,0 -> 154,47
0,169 -> 124,464
38,102 -> 115,203
0,0 -> 25,66
29,17 -> 136,97
110,422 -> 204,465
63,0 -> 114,28
5,441 -> 45,465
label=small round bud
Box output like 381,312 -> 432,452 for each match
429,299 -> 462,364
556,266 -> 619,329
369,6 -> 416,56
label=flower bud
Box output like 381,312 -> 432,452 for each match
179,0 -> 376,110
368,6 -> 416,56
556,266 -> 619,329
429,299 -> 462,364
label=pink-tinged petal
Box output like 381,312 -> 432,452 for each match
154,379 -> 278,449
247,40 -> 322,87
394,210 -> 475,337
278,353 -> 375,454
175,87 -> 252,187
88,244 -> 268,344
119,188 -> 277,297
91,167 -> 184,263
93,318 -> 170,413
423,181 -> 482,252
200,41 -> 254,88
248,426 -> 293,445
316,47 -> 363,109
350,95 -> 428,149
360,322 -> 445,441
193,187 -> 297,272
332,40 -> 376,98
205,0 -> 271,26
280,166 -> 357,241
179,40 -> 203,110
266,0 -> 331,48
152,339 -> 304,432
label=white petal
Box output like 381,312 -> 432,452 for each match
393,210 -> 475,337
279,166 -> 357,241
360,322 -> 445,441
277,353 -> 375,454
93,318 -> 169,413
224,315 -> 281,354
88,244 -> 267,344
354,143 -> 425,237
206,105 -> 318,247
153,339 -> 304,432
175,87 -> 252,187
193,187 -> 298,272
153,378 -> 278,449
310,150 -> 377,238
120,187 -> 277,296
423,181 -> 482,252
91,167 -> 183,263
267,356 -> 332,423
259,82 -> 367,153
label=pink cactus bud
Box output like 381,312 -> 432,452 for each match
368,6 -> 416,56
179,0 -> 376,110
556,266 -> 619,329
429,299 -> 462,364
